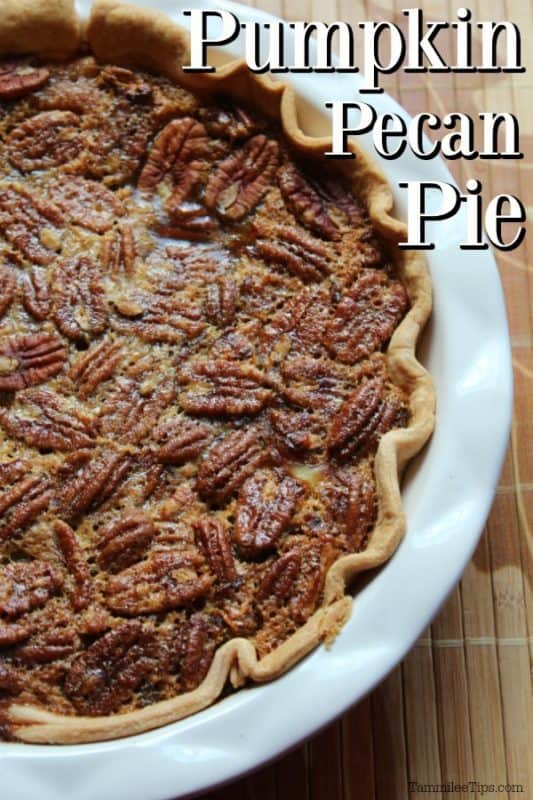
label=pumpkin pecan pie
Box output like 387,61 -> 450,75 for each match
0,0 -> 434,743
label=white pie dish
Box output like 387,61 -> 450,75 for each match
0,0 -> 512,798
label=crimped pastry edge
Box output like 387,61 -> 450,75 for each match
1,0 -> 435,744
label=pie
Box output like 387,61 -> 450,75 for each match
0,0 -> 434,744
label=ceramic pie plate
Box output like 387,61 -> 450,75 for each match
0,1 -> 512,798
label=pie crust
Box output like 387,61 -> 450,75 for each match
0,0 -> 434,744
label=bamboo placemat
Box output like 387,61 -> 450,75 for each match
192,1 -> 533,797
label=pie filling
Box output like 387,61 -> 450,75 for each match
0,57 -> 410,735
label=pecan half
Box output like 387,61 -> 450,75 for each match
344,472 -> 376,551
98,66 -> 153,104
54,520 -> 93,610
256,225 -> 331,282
47,177 -> 124,234
194,517 -> 238,585
256,550 -> 301,604
325,271 -> 409,363
0,332 -> 67,391
0,62 -> 49,99
64,621 -> 157,715
0,662 -> 22,694
154,418 -> 213,465
112,292 -> 205,344
280,356 -> 352,413
0,621 -> 32,647
204,135 -> 279,220
99,377 -> 175,445
199,102 -> 260,141
0,264 -> 15,318
105,551 -> 212,615
7,110 -> 82,172
0,472 -> 54,540
100,224 -> 137,274
0,561 -> 63,619
206,275 -> 238,327
179,613 -> 221,691
279,163 -> 365,240
197,428 -> 269,504
58,449 -> 133,522
97,510 -> 156,573
327,378 -> 406,461
178,359 -> 274,417
234,470 -> 304,557
0,389 -> 96,452
16,626 -> 77,665
21,266 -> 50,321
257,544 -> 332,624
68,338 -> 123,399
0,184 -> 62,265
138,117 -> 208,207
52,256 -> 107,343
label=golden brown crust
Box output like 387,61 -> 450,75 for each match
4,1 -> 435,744
87,0 -> 190,80
0,0 -> 80,60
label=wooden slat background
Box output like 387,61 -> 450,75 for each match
193,1 -> 533,797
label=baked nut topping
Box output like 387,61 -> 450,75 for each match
0,41 -> 432,744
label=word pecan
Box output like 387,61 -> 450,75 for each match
194,517 -> 238,586
52,256 -> 107,343
16,626 -> 78,665
0,183 -> 62,265
58,449 -> 133,523
327,378 -> 406,461
325,271 -> 409,363
279,163 -> 365,240
234,470 -> 305,557
68,338 -> 123,399
204,134 -> 279,220
105,551 -> 212,615
99,377 -> 175,445
0,471 -> 54,540
47,177 -> 124,234
199,102 -> 260,141
112,291 -> 205,344
138,117 -> 208,207
97,509 -> 156,573
154,418 -> 213,465
206,275 -> 238,327
178,359 -> 275,416
0,561 -> 63,619
100,224 -> 137,274
197,428 -> 269,504
64,620 -> 157,715
7,110 -> 82,172
256,225 -> 331,282
54,520 -> 93,611
21,266 -> 50,321
0,389 -> 96,452
0,332 -> 67,391
0,62 -> 49,99
179,613 -> 221,691
0,264 -> 15,318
